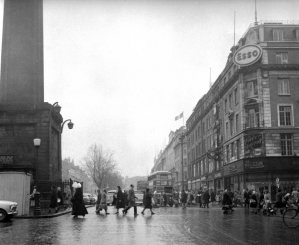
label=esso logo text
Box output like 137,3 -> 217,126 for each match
233,44 -> 262,67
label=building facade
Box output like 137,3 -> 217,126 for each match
186,21 -> 299,199
151,126 -> 187,190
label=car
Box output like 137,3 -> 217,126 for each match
107,190 -> 117,205
86,193 -> 96,205
134,191 -> 144,206
0,200 -> 18,222
83,193 -> 91,205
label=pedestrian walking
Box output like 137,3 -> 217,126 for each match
99,189 -> 110,215
222,189 -> 233,214
57,187 -> 64,210
250,190 -> 258,214
123,190 -> 128,207
198,189 -> 203,208
64,185 -> 72,209
95,189 -> 102,214
211,190 -> 216,205
181,190 -> 187,209
203,189 -> 210,208
275,189 -> 286,215
123,184 -> 138,216
244,189 -> 250,209
30,186 -> 37,207
141,188 -> 155,215
153,191 -> 158,208
71,183 -> 88,218
48,185 -> 58,213
257,190 -> 264,212
115,186 -> 125,214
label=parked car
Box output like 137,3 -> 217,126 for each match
107,190 -> 117,205
88,194 -> 96,205
83,193 -> 91,205
0,200 -> 18,222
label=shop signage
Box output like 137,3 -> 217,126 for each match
233,44 -> 262,67
244,134 -> 263,158
0,155 -> 14,164
214,172 -> 222,178
229,165 -> 237,173
244,161 -> 265,169
201,176 -> 206,181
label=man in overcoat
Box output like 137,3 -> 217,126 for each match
123,184 -> 138,216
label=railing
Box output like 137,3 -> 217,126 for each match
242,20 -> 299,39
31,179 -> 83,200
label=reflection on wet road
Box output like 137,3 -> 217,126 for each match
1,206 -> 299,244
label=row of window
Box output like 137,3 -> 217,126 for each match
273,29 -> 299,42
188,158 -> 224,179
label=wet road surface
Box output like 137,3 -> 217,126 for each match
1,206 -> 299,245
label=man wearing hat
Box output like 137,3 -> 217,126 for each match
123,184 -> 138,216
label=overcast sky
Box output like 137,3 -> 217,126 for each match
1,0 -> 298,177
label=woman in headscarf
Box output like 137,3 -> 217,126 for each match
141,188 -> 155,215
115,186 -> 125,214
71,183 -> 88,218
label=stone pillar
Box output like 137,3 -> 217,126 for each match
0,0 -> 44,104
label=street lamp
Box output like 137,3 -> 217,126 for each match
61,119 -> 74,132
179,134 -> 185,191
33,138 -> 41,180
52,102 -> 61,113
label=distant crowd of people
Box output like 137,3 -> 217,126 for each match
32,183 -> 299,218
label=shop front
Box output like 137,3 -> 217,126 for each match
214,171 -> 224,193
200,176 -> 207,189
223,160 -> 244,192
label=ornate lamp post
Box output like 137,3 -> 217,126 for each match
61,119 -> 74,132
33,138 -> 41,180
33,138 -> 41,215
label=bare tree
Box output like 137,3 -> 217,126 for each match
81,144 -> 117,189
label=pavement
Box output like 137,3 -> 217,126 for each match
1,204 -> 299,245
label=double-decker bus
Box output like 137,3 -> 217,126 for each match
148,171 -> 173,194
137,180 -> 149,192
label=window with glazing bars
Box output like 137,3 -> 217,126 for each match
273,30 -> 283,41
279,106 -> 292,126
278,79 -> 290,94
280,134 -> 293,156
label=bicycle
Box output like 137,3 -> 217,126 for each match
283,200 -> 299,228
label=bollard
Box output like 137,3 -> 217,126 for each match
34,192 -> 42,215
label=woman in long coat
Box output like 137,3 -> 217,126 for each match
71,184 -> 88,218
64,185 -> 72,209
115,186 -> 125,214
48,186 -> 58,213
181,190 -> 187,209
141,188 -> 155,215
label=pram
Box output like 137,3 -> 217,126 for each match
222,204 -> 234,214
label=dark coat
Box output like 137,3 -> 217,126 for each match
123,192 -> 128,205
222,193 -> 232,205
211,192 -> 216,202
143,192 -> 152,209
203,191 -> 210,204
181,192 -> 187,203
72,188 -> 88,216
116,190 -> 125,209
49,189 -> 57,208
127,189 -> 136,207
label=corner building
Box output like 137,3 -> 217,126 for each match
186,21 -> 299,200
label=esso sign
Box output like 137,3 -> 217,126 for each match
233,44 -> 262,67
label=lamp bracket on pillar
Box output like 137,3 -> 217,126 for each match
61,119 -> 74,132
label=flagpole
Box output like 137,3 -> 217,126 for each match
183,114 -> 185,126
